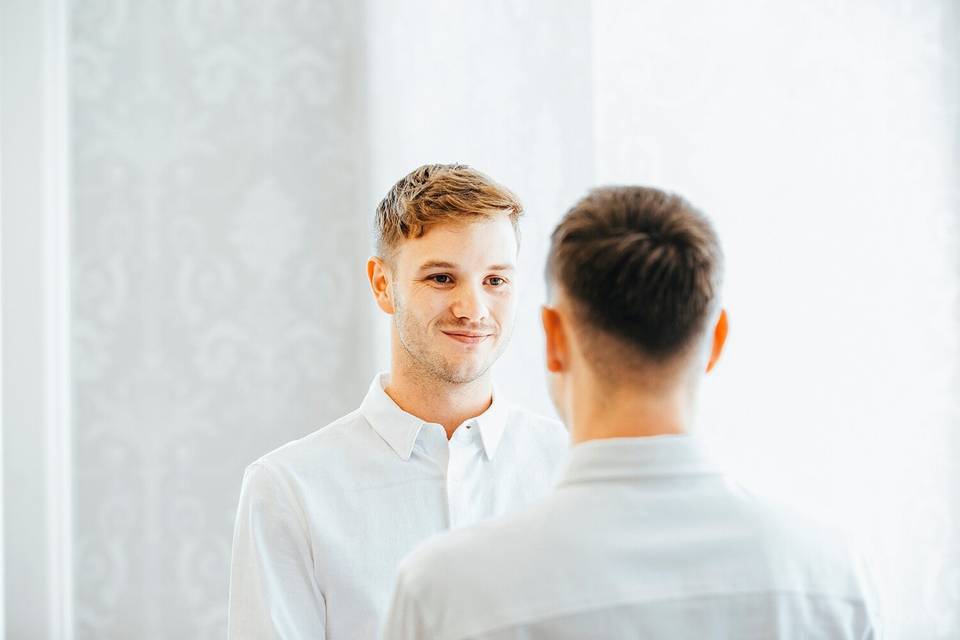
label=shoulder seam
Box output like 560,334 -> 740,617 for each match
248,460 -> 318,571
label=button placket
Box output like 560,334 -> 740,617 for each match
446,422 -> 477,527
417,423 -> 454,528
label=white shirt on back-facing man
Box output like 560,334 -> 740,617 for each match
227,165 -> 568,639
382,186 -> 881,639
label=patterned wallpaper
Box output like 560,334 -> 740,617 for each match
71,0 -> 370,636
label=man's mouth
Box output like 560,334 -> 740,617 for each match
441,330 -> 493,344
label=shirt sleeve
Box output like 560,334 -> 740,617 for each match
228,461 -> 326,640
379,566 -> 431,640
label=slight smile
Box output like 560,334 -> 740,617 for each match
441,331 -> 492,344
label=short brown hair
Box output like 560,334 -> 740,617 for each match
547,186 -> 723,361
374,164 -> 523,259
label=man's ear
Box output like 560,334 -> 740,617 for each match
367,256 -> 395,315
541,305 -> 569,373
705,308 -> 728,373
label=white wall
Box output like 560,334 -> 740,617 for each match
364,0 -> 595,417
593,1 -> 960,636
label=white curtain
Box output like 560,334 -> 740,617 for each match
69,0 -> 958,638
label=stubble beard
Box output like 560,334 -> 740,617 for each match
394,306 -> 510,386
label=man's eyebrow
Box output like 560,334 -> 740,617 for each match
418,260 -> 459,270
416,260 -> 516,271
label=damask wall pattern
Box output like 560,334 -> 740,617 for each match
70,0 -> 371,636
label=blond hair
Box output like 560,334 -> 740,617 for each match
374,164 -> 523,259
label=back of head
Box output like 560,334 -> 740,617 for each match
546,186 -> 723,377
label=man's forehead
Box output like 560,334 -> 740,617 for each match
414,216 -> 515,240
394,218 -> 518,268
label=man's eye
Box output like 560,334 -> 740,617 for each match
429,274 -> 453,284
487,276 -> 506,286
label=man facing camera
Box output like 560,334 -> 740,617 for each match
228,165 -> 567,639
382,186 -> 881,639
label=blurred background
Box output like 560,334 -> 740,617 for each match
2,0 -> 958,638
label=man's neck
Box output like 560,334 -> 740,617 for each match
570,382 -> 693,445
384,364 -> 493,440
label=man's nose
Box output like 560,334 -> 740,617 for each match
450,283 -> 489,322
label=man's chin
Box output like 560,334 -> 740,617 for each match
438,367 -> 485,385
434,358 -> 492,385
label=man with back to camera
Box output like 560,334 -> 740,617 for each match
227,164 -> 568,639
382,186 -> 882,639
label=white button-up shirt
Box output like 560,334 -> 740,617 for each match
383,435 -> 882,639
227,374 -> 568,639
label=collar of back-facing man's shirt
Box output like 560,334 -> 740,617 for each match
558,434 -> 724,487
359,373 -> 509,462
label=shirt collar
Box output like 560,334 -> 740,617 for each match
359,373 -> 510,461
360,374 -> 425,461
558,434 -> 721,487
473,384 -> 509,460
